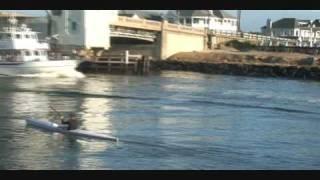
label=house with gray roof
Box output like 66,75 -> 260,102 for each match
175,10 -> 238,33
118,10 -> 164,22
261,18 -> 320,47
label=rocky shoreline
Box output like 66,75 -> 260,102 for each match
149,50 -> 320,80
150,60 -> 320,80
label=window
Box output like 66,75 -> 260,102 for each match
34,51 -> 39,56
296,31 -> 299,36
7,34 -> 12,38
179,18 -> 184,24
25,34 -> 30,39
193,18 -> 199,24
15,34 -> 21,39
207,19 -> 210,24
186,18 -> 191,24
25,51 -> 31,56
71,21 -> 77,31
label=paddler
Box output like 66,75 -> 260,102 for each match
62,113 -> 79,130
68,113 -> 79,130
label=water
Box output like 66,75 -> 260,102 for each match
0,71 -> 320,170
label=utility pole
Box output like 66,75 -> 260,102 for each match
237,10 -> 241,32
45,10 -> 52,37
176,10 -> 180,25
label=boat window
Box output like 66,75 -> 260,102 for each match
34,51 -> 39,56
25,34 -> 30,39
15,34 -> 21,39
7,34 -> 12,38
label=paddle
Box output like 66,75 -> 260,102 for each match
49,105 -> 64,123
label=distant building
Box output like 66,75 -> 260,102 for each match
50,10 -> 118,50
0,11 -> 37,28
261,18 -> 320,47
25,17 -> 48,40
175,10 -> 238,33
118,10 -> 164,22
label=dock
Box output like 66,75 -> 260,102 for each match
80,50 -> 150,74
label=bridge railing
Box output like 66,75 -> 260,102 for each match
115,16 -> 162,31
164,21 -> 205,35
113,16 -> 206,36
211,30 -> 296,42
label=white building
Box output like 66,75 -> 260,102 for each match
50,10 -> 118,50
176,10 -> 238,33
261,18 -> 320,47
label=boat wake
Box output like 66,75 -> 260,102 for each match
17,71 -> 85,78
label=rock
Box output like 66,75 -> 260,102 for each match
297,57 -> 315,66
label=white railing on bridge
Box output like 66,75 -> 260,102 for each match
210,30 -> 296,42
114,16 -> 205,35
110,31 -> 156,42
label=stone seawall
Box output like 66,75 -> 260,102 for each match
150,60 -> 320,80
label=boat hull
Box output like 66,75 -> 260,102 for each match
0,60 -> 82,76
25,118 -> 118,142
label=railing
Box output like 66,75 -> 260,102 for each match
114,16 -> 162,31
113,16 -> 205,35
210,30 -> 296,42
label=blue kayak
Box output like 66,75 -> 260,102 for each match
26,118 -> 118,142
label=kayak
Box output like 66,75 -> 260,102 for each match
25,118 -> 118,142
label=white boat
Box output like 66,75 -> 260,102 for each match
26,118 -> 119,142
0,16 -> 81,76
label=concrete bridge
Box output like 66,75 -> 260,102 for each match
110,16 -> 207,59
109,16 -> 296,59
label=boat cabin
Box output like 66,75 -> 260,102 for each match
0,16 -> 49,62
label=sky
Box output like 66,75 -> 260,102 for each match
3,10 -> 320,32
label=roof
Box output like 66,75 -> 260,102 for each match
312,19 -> 320,27
178,10 -> 212,17
118,10 -> 163,20
272,18 -> 299,28
271,18 -> 320,28
177,10 -> 236,19
212,10 -> 236,19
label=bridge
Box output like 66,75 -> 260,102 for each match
110,16 -> 206,59
109,16 -> 296,59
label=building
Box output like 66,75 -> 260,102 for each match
50,10 -> 118,50
0,11 -> 37,29
176,10 -> 238,33
25,17 -> 48,40
261,18 -> 320,47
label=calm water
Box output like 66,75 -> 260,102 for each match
0,71 -> 320,170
